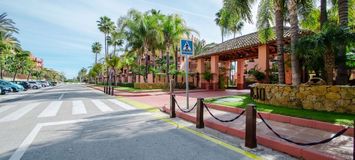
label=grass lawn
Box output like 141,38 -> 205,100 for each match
113,86 -> 163,92
205,95 -> 354,126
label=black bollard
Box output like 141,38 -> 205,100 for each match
245,104 -> 257,148
170,94 -> 176,118
196,98 -> 204,128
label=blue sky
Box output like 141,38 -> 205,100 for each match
0,0 -> 258,78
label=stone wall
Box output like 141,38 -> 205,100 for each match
252,84 -> 355,114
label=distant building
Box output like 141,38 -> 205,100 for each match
30,54 -> 43,68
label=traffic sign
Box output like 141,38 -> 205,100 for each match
180,39 -> 193,55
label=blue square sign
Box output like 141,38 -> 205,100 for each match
180,39 -> 193,55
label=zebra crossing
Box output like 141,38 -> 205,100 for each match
0,99 -> 135,123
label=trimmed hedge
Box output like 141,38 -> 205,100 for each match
116,83 -> 134,88
134,83 -> 168,89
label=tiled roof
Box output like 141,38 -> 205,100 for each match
193,27 -> 304,59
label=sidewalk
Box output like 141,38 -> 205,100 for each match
91,85 -> 354,159
161,103 -> 353,160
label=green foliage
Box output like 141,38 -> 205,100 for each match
202,71 -> 212,82
247,68 -> 265,81
134,82 -> 168,89
296,24 -> 355,73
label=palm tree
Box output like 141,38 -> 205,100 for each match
107,31 -> 124,56
105,55 -> 120,85
257,0 -> 286,84
91,42 -> 102,64
194,39 -> 217,56
97,16 -> 116,58
97,16 -> 116,85
215,10 -> 226,42
336,0 -> 349,84
0,13 -> 18,33
287,0 -> 301,85
162,14 -> 197,83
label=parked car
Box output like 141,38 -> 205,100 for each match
39,81 -> 50,87
18,81 -> 31,90
0,86 -> 7,95
0,84 -> 11,93
0,80 -> 24,92
28,81 -> 42,89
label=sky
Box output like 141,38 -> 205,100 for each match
0,0 -> 258,78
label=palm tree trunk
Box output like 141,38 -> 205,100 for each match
174,46 -> 178,83
0,63 -> 3,79
320,0 -> 327,28
152,49 -> 156,83
288,0 -> 301,85
13,71 -> 17,81
336,0 -> 349,84
27,72 -> 31,81
320,0 -> 334,84
95,53 -> 98,64
221,28 -> 224,42
166,46 -> 170,83
275,0 -> 285,84
144,54 -> 148,83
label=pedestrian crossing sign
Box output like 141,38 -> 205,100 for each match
180,39 -> 193,55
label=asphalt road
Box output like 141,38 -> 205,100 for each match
0,84 -> 257,160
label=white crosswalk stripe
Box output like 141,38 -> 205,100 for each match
0,106 -> 11,114
38,101 -> 62,118
0,103 -> 40,122
108,99 -> 135,110
72,100 -> 87,115
91,99 -> 113,112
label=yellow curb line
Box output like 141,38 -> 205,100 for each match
117,96 -> 263,160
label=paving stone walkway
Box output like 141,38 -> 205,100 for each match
124,92 -> 353,160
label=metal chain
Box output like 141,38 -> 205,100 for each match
204,104 -> 245,123
173,96 -> 197,113
257,112 -> 349,146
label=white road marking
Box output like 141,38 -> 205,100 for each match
108,99 -> 135,110
58,93 -> 64,100
0,103 -> 40,122
0,106 -> 11,114
72,100 -> 87,115
91,99 -> 113,112
38,101 -> 62,118
9,112 -> 151,160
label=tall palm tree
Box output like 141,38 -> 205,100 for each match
91,42 -> 102,64
287,0 -> 301,85
162,14 -> 197,83
336,0 -> 349,84
274,0 -> 286,84
97,16 -> 116,85
97,16 -> 116,58
257,0 -> 286,84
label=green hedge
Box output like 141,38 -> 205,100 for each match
134,83 -> 168,89
116,83 -> 134,88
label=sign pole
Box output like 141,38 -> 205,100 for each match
180,39 -> 193,110
185,54 -> 189,109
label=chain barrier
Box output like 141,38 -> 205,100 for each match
257,112 -> 349,146
203,104 -> 245,123
173,96 -> 197,113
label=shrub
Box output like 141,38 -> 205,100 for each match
134,83 -> 168,89
203,71 -> 212,82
